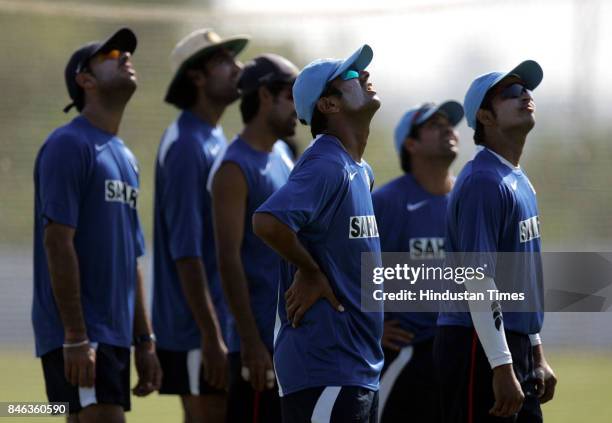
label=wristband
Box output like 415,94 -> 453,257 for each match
62,339 -> 89,349
134,333 -> 157,346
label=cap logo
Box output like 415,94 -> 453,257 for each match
205,31 -> 221,44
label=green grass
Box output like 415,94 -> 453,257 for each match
0,349 -> 610,422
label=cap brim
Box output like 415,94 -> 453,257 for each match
330,44 -> 373,81
436,100 -> 465,126
97,27 -> 138,56
495,60 -> 543,91
165,36 -> 250,104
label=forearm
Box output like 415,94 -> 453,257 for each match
464,276 -> 513,368
175,257 -> 222,340
218,254 -> 261,344
133,263 -> 153,338
532,342 -> 545,364
44,229 -> 87,342
253,212 -> 319,272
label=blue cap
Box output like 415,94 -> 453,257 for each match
464,60 -> 543,129
393,101 -> 464,153
293,44 -> 373,125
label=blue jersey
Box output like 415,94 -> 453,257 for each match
438,147 -> 544,334
33,116 -> 145,357
218,137 -> 293,353
152,111 -> 228,351
257,135 -> 384,396
372,174 -> 448,344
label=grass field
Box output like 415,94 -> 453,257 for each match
0,349 -> 611,422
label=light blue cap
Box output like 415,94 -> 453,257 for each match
293,44 -> 373,125
464,60 -> 543,129
393,101 -> 464,153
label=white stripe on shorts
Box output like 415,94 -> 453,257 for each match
78,342 -> 99,408
378,345 -> 414,421
311,386 -> 342,423
187,349 -> 202,395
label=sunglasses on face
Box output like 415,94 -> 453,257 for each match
77,49 -> 124,74
499,83 -> 532,100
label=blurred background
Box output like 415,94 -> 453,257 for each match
0,0 -> 610,421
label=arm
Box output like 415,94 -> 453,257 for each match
463,276 -> 524,417
212,162 -> 272,392
176,257 -> 227,389
161,141 -> 228,389
252,212 -> 342,327
132,263 -> 162,396
44,222 -> 95,387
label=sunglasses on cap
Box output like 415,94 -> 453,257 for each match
76,49 -> 124,74
340,69 -> 360,81
499,83 -> 532,100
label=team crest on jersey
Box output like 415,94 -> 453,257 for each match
105,179 -> 139,209
519,215 -> 541,243
349,215 -> 379,239
409,237 -> 445,259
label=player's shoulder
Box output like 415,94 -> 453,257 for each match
158,114 -> 214,166
373,174 -> 410,199
299,135 -> 352,169
42,118 -> 94,156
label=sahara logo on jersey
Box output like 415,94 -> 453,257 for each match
349,215 -> 379,239
519,215 -> 541,243
105,179 -> 139,209
409,237 -> 445,259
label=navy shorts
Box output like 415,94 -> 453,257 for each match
156,347 -> 225,396
281,386 -> 379,423
226,352 -> 281,423
379,338 -> 440,422
41,342 -> 130,414
434,326 -> 543,423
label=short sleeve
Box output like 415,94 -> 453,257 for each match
160,141 -> 205,260
256,157 -> 345,233
37,135 -> 91,228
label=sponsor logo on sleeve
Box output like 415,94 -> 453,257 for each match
105,180 -> 139,209
519,215 -> 541,243
349,215 -> 379,239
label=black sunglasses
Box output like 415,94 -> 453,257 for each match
500,83 -> 532,100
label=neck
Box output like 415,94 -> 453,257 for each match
411,158 -> 453,195
81,102 -> 125,135
190,95 -> 226,127
325,113 -> 372,162
240,117 -> 277,152
483,128 -> 527,167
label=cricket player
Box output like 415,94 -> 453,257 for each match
210,54 -> 298,423
152,29 -> 248,423
373,101 -> 464,422
435,61 -> 557,422
253,45 -> 383,422
33,28 -> 161,422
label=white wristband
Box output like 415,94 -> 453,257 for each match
529,333 -> 542,346
62,339 -> 89,348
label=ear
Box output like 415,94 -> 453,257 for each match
75,72 -> 96,91
259,85 -> 274,107
476,108 -> 496,127
186,69 -> 206,88
404,136 -> 418,155
316,95 -> 340,115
